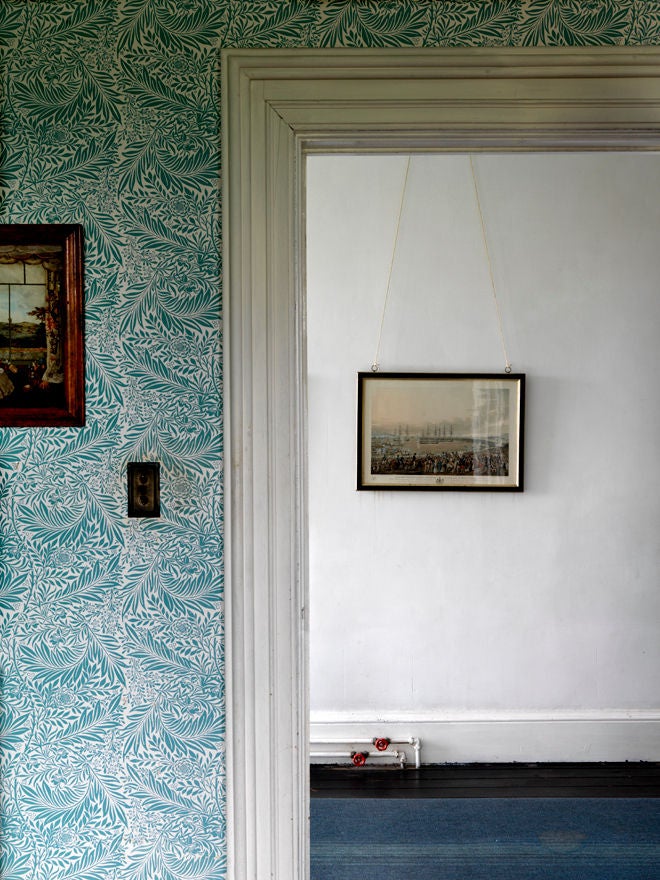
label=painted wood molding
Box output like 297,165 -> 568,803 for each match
310,713 -> 660,764
222,47 -> 660,880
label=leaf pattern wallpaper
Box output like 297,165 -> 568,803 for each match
0,1 -> 658,876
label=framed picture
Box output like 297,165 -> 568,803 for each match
358,372 -> 525,491
0,224 -> 84,426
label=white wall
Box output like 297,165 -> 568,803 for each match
306,154 -> 660,762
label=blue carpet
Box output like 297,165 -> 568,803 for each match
310,798 -> 660,879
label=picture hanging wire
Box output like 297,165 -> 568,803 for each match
371,155 -> 514,374
371,155 -> 411,372
469,155 -> 513,374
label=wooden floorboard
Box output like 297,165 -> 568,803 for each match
310,763 -> 660,798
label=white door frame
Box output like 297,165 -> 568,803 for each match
221,47 -> 660,880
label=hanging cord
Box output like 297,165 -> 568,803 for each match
371,155 -> 412,372
469,155 -> 512,374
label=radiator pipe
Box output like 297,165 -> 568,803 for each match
311,748 -> 407,767
311,737 -> 422,768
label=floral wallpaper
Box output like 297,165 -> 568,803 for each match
0,1 -> 658,877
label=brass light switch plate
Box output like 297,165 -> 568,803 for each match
127,462 -> 160,517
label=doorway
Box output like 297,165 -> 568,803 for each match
306,150 -> 660,765
222,48 -> 660,880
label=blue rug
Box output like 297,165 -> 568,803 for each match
311,798 -> 660,879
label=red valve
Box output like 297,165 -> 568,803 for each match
351,751 -> 368,766
373,737 -> 390,752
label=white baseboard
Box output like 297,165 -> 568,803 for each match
309,710 -> 660,763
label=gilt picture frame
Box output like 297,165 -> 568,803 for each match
358,372 -> 525,491
0,224 -> 84,427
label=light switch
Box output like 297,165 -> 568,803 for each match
127,462 -> 160,517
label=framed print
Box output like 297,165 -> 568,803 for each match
358,372 -> 525,491
0,224 -> 84,426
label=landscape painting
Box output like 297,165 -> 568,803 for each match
0,225 -> 84,426
358,373 -> 525,491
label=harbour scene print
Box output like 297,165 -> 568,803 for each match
358,374 -> 524,490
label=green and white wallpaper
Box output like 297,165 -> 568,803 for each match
0,1 -> 658,877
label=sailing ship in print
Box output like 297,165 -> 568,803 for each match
419,422 -> 453,444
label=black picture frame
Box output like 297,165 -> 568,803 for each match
0,224 -> 84,427
357,372 -> 525,491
